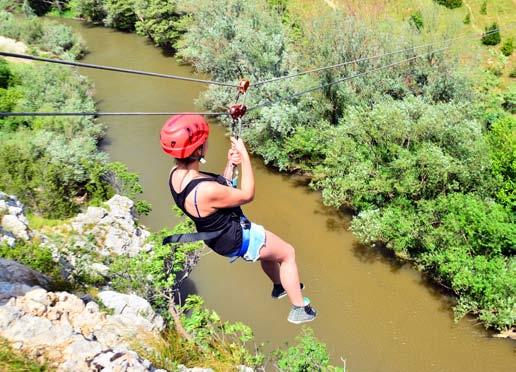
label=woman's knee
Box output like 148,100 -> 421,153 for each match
283,243 -> 296,263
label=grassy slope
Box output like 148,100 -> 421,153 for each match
293,0 -> 515,87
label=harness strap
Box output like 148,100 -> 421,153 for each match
162,229 -> 224,245
194,186 -> 201,218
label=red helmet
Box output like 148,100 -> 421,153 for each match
160,114 -> 209,158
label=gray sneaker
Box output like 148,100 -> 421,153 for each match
287,298 -> 317,324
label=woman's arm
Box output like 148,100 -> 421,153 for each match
204,137 -> 255,208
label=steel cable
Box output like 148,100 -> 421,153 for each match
248,46 -> 450,112
0,111 -> 228,117
251,23 -> 515,87
0,51 -> 239,88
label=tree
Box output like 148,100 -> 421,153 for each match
434,0 -> 462,9
134,0 -> 181,49
482,23 -> 501,46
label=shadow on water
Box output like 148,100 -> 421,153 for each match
176,276 -> 198,305
352,241 -> 406,273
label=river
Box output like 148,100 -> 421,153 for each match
62,20 -> 514,372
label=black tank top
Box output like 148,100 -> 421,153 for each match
169,169 -> 243,256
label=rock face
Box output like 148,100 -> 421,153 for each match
0,192 -> 31,246
70,195 -> 152,257
0,259 -> 51,304
0,286 -> 165,371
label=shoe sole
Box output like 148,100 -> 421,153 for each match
271,283 -> 305,300
287,314 -> 317,325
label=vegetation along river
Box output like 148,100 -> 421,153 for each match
64,19 -> 515,372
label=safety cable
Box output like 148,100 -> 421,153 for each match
248,46 -> 449,112
0,51 -> 239,88
0,111 -> 228,117
251,23 -> 515,87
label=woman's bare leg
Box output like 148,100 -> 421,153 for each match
260,260 -> 281,284
259,230 -> 304,306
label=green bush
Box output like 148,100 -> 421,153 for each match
510,67 -> 516,78
463,12 -> 470,24
0,11 -> 85,58
482,23 -> 501,46
433,0 -> 462,9
500,38 -> 514,56
274,328 -> 342,371
104,0 -> 137,31
351,193 -> 515,330
409,11 -> 424,31
134,0 -> 182,49
312,97 -> 490,210
480,0 -> 487,15
0,58 -> 12,88
76,0 -> 107,23
0,241 -> 68,289
487,116 -> 515,208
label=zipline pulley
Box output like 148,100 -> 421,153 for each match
229,80 -> 250,187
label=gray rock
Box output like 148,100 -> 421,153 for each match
177,366 -> 214,372
89,347 -> 152,372
98,291 -> 164,331
106,195 -> 135,219
1,214 -> 29,240
2,314 -> 73,346
0,259 -> 51,289
0,282 -> 34,303
0,305 -> 21,330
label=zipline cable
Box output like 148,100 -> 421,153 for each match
0,111 -> 228,117
251,23 -> 515,87
249,46 -> 450,112
0,51 -> 239,88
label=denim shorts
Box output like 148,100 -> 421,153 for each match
228,222 -> 266,263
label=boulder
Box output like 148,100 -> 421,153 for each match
98,291 -> 164,331
0,259 -> 51,289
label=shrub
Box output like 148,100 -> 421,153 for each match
463,12 -> 470,24
482,23 -> 501,46
480,0 -> 487,15
0,337 -> 47,371
409,11 -> 424,31
77,0 -> 107,23
134,0 -> 182,49
312,97 -> 491,210
0,241 -> 68,289
104,0 -> 137,31
274,328 -> 342,371
487,115 -> 515,207
510,67 -> 516,78
0,58 -> 12,88
351,193 -> 516,330
500,38 -> 514,57
433,0 -> 462,9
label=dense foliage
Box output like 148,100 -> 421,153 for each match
0,10 -> 85,59
482,22 -> 502,46
433,0 -> 463,9
76,0 -> 182,48
0,14 -> 149,218
173,0 -> 515,331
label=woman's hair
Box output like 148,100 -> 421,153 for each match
175,144 -> 203,165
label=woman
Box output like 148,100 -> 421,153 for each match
160,114 -> 317,324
